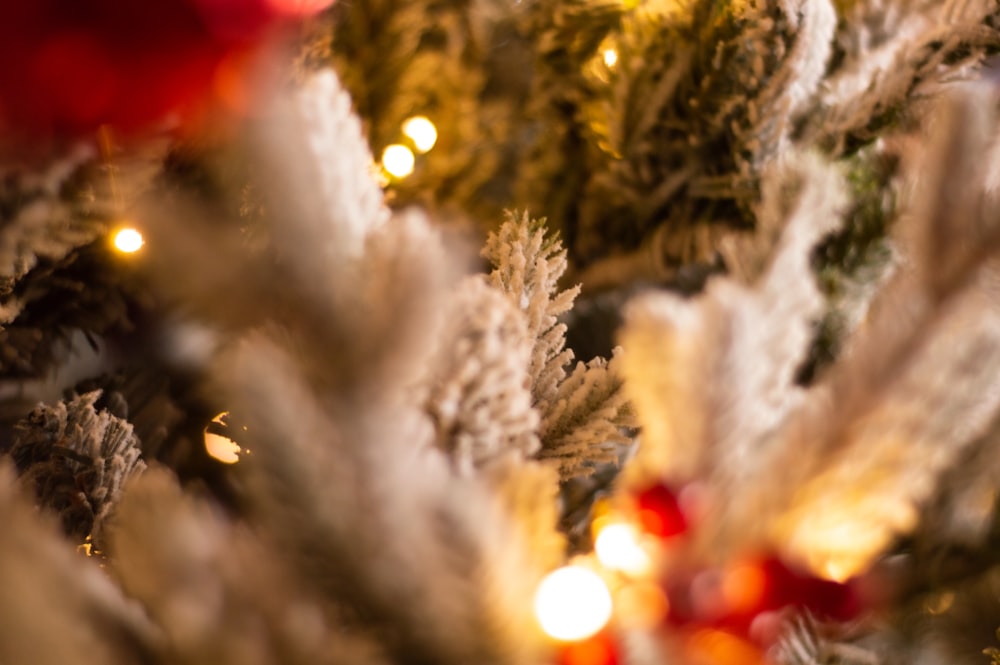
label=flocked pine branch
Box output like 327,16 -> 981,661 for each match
801,0 -> 1000,154
767,90 -> 1000,575
11,390 -> 145,552
128,69 -> 548,665
773,612 -> 880,665
482,210 -> 635,478
483,211 -> 579,411
619,150 -> 846,494
425,277 -> 540,474
0,462 -> 155,665
111,467 -> 391,665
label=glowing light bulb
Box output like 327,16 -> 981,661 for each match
402,116 -> 437,153
204,412 -> 241,464
594,523 -> 650,576
113,227 -> 144,253
534,566 -> 613,641
381,144 -> 415,178
602,48 -> 618,68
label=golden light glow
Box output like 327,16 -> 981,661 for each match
686,629 -> 765,665
720,561 -> 767,614
76,536 -> 94,557
594,522 -> 650,576
381,144 -> 415,178
783,501 -> 904,582
113,227 -> 144,253
534,566 -> 613,641
402,116 -> 438,153
602,48 -> 618,68
204,412 -> 241,464
794,520 -> 888,582
615,581 -> 668,628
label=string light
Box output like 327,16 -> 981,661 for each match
594,522 -> 651,576
602,48 -> 618,68
534,565 -> 613,641
76,536 -> 94,557
402,116 -> 437,153
113,227 -> 144,253
204,412 -> 241,464
381,144 -> 415,178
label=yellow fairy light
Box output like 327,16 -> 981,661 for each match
381,144 -> 415,178
113,227 -> 144,253
602,48 -> 618,68
534,565 -> 613,641
204,412 -> 241,464
402,116 -> 438,153
76,536 -> 94,557
594,522 -> 651,576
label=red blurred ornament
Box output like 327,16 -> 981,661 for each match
634,482 -> 688,539
0,0 -> 332,142
662,557 -> 865,644
753,557 -> 864,624
555,630 -> 620,665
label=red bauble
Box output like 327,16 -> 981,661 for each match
634,482 -> 688,539
0,0 -> 332,140
662,557 -> 865,643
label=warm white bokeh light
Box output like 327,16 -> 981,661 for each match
602,48 -> 618,68
204,412 -> 241,464
402,116 -> 438,153
534,565 -> 613,641
594,523 -> 650,576
113,227 -> 144,253
381,144 -> 416,178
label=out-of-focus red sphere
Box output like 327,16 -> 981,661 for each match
0,0 -> 332,141
634,482 -> 689,540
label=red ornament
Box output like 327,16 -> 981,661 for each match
634,482 -> 688,539
661,557 -> 865,644
555,630 -> 620,665
0,0 -> 332,142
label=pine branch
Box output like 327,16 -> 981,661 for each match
483,211 -> 579,414
765,90 -> 1000,575
618,151 -> 846,495
425,277 -> 540,473
110,467 -> 391,665
0,462 -> 157,665
537,350 -> 634,478
800,0 -> 1000,155
10,390 -> 145,551
483,211 -> 636,479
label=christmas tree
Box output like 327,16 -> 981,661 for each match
2,1 -> 1000,664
